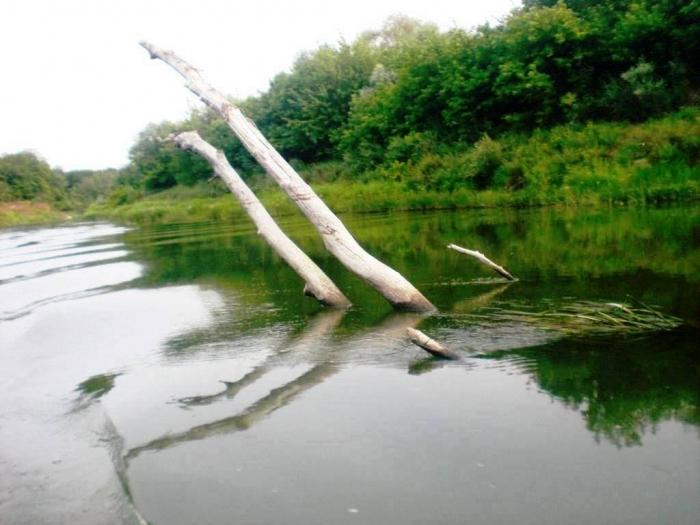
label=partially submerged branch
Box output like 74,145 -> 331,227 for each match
173,131 -> 350,308
141,41 -> 434,313
407,327 -> 461,360
447,243 -> 516,281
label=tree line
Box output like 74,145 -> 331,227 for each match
0,151 -> 117,209
2,0 -> 699,206
125,0 -> 699,191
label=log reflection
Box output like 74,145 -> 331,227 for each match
125,311 -> 424,460
126,363 -> 338,461
176,308 -> 346,407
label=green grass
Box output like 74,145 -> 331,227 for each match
85,108 -> 700,225
0,201 -> 70,227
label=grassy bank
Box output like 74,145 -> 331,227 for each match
84,109 -> 700,225
0,201 -> 71,228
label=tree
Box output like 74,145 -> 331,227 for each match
0,151 -> 67,205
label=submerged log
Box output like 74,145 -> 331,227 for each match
141,42 -> 434,313
406,327 -> 461,360
173,131 -> 350,308
447,243 -> 516,281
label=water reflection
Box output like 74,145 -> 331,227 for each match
125,310 -> 429,460
1,207 -> 698,525
175,309 -> 346,408
74,372 -> 122,404
0,223 -> 140,321
481,327 -> 700,447
112,207 -> 699,460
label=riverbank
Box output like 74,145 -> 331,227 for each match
0,201 -> 70,228
84,109 -> 699,225
3,109 -> 698,228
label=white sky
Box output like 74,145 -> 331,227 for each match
1,0 -> 519,171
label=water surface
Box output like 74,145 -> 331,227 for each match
0,207 -> 698,524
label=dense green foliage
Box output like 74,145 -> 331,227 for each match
0,152 -> 68,205
0,151 -> 117,226
121,1 -> 699,193
63,168 -> 118,208
86,108 -> 700,224
4,2 -> 700,227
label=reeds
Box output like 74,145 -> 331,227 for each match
466,300 -> 683,336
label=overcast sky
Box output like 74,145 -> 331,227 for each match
1,0 -> 519,171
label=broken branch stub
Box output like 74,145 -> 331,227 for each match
141,41 -> 434,313
172,131 -> 350,308
447,243 -> 516,281
407,327 -> 461,360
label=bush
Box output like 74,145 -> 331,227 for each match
107,186 -> 142,206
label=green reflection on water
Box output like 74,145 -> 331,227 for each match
481,328 -> 699,447
123,205 -> 699,319
75,372 -> 121,400
113,205 -> 699,448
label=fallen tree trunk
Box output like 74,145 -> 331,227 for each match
173,131 -> 350,308
406,327 -> 461,360
141,41 -> 434,313
447,243 -> 516,281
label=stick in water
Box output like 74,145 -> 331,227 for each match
407,327 -> 461,360
447,244 -> 516,281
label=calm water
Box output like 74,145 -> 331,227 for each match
0,206 -> 698,525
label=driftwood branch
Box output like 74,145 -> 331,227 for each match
447,244 -> 516,281
406,327 -> 461,360
141,41 -> 434,313
173,131 -> 349,308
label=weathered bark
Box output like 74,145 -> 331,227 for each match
407,327 -> 461,360
173,131 -> 350,308
447,243 -> 516,281
141,41 -> 435,312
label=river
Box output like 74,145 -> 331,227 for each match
0,206 -> 698,524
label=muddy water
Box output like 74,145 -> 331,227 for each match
0,207 -> 698,524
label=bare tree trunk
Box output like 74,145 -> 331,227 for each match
173,131 -> 350,308
141,42 -> 435,313
447,244 -> 516,281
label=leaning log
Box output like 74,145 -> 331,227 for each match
173,131 -> 350,308
141,41 -> 435,313
447,243 -> 516,281
407,327 -> 461,360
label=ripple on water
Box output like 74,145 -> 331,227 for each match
0,224 -> 140,321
